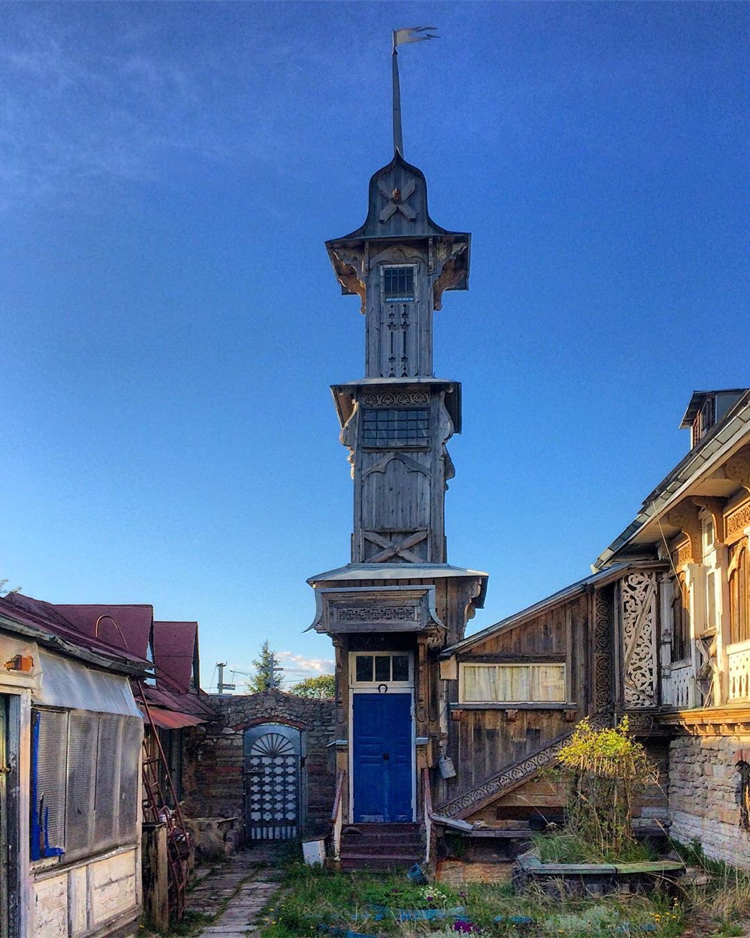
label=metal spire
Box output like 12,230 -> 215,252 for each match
391,27 -> 439,156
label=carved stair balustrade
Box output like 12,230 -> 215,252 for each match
436,730 -> 575,820
620,571 -> 659,708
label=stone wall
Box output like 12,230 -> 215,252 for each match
669,734 -> 750,867
182,689 -> 336,838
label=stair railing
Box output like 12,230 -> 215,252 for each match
331,769 -> 346,861
422,767 -> 434,866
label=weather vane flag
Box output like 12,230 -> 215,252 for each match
392,26 -> 439,156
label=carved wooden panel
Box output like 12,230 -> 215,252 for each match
726,502 -> 750,542
621,571 -> 658,708
593,589 -> 612,713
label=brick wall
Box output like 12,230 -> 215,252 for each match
669,735 -> 750,867
182,689 -> 335,838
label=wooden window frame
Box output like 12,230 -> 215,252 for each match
729,543 -> 750,647
458,662 -> 567,705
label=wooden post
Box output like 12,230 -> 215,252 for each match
142,822 -> 169,930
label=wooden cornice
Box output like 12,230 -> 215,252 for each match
658,706 -> 750,735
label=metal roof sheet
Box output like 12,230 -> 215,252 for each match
145,706 -> 205,730
308,563 -> 488,608
55,604 -> 153,659
152,620 -> 198,694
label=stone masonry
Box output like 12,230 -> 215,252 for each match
183,689 -> 336,839
669,734 -> 750,867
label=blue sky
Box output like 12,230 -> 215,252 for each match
1,2 -> 748,690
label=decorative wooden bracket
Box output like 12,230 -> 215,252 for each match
378,179 -> 416,223
667,500 -> 703,564
364,530 -> 428,564
693,496 -> 726,545
361,452 -> 429,478
329,248 -> 367,314
726,447 -> 750,494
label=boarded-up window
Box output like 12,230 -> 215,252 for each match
461,664 -> 566,703
31,709 -> 142,862
730,543 -> 749,645
671,574 -> 690,661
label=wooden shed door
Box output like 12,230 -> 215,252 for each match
244,724 -> 300,841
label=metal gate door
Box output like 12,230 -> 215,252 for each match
244,724 -> 300,841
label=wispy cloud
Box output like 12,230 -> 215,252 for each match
0,9 -> 301,213
277,651 -> 334,682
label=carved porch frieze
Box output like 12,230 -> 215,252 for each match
726,502 -> 750,541
667,501 -> 703,564
362,390 -> 429,407
621,571 -> 658,708
309,585 -> 445,635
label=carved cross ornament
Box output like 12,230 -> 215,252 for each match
379,179 -> 416,223
364,530 -> 427,563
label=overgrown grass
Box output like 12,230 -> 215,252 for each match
532,830 -> 656,865
258,862 -> 683,937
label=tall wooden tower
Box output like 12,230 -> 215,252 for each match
308,40 -> 487,845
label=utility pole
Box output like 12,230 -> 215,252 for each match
216,661 -> 236,695
264,652 -> 285,689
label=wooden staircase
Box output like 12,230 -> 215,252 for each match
339,823 -> 423,871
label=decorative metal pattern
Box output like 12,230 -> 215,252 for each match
244,725 -> 300,841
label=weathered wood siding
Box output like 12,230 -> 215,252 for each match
31,845 -> 140,937
436,594 -> 593,809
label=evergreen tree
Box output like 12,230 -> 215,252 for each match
246,641 -> 281,692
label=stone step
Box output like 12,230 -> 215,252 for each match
340,853 -> 422,871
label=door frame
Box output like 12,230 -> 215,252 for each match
0,690 -> 27,938
348,651 -> 416,823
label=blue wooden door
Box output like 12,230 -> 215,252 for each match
353,693 -> 413,822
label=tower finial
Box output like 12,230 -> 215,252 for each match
391,27 -> 439,156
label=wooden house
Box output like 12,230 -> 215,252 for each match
307,138 -> 677,870
594,388 -> 750,867
0,593 -> 147,937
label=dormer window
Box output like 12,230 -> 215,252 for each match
692,398 -> 715,447
680,389 -> 748,450
383,265 -> 415,302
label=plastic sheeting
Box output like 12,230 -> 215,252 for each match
34,649 -> 142,718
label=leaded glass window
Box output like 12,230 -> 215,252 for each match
361,408 -> 429,448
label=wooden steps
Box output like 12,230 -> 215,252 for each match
340,823 -> 423,871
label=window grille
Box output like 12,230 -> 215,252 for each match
361,408 -> 429,448
460,664 -> 566,703
383,266 -> 415,302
